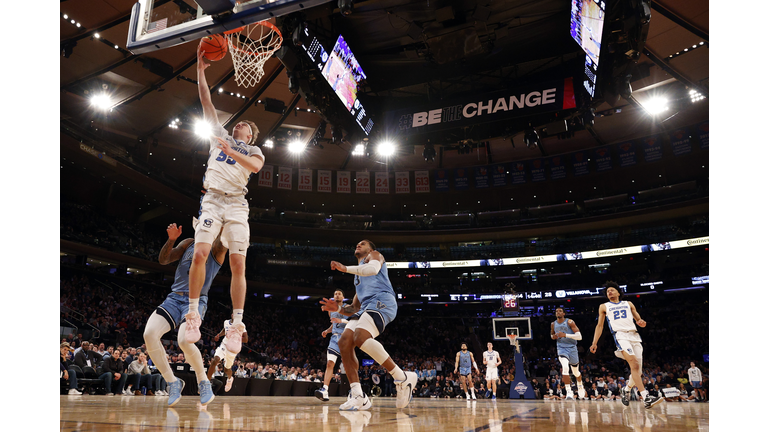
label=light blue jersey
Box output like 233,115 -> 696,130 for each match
170,240 -> 222,296
458,351 -> 472,375
354,258 -> 396,304
554,318 -> 579,365
350,256 -> 398,334
331,310 -> 347,336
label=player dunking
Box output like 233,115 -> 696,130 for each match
206,316 -> 249,392
483,342 -> 501,400
551,307 -> 586,400
143,222 -> 226,406
184,42 -> 265,352
590,281 -> 663,409
316,289 -> 348,402
453,343 -> 480,400
320,240 -> 418,411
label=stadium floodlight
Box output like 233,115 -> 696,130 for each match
376,141 -> 396,157
263,138 -> 274,148
194,120 -> 212,138
288,140 -> 306,153
352,143 -> 366,156
90,93 -> 113,111
643,97 -> 669,115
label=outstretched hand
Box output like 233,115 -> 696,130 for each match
216,137 -> 234,156
330,317 -> 343,324
197,43 -> 210,72
330,261 -> 347,273
320,298 -> 339,312
167,223 -> 182,241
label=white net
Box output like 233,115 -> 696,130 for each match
226,21 -> 283,88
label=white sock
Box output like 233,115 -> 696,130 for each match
178,322 -> 209,383
391,366 -> 406,382
188,298 -> 199,315
233,309 -> 244,325
471,388 -> 475,396
350,382 -> 362,395
641,390 -> 649,399
323,384 -> 328,391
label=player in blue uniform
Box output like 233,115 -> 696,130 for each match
453,343 -> 480,400
316,289 -> 349,402
143,221 -> 226,407
551,307 -> 586,400
321,240 -> 418,411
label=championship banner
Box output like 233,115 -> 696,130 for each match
434,169 -> 450,191
454,168 -> 470,190
257,164 -> 274,188
387,78 -> 577,136
572,151 -> 590,176
696,121 -> 709,149
641,135 -> 663,162
415,170 -> 430,193
669,128 -> 692,156
317,170 -> 332,193
530,159 -> 546,182
277,166 -> 292,190
374,172 -> 390,194
356,171 -> 370,194
492,164 -> 508,187
549,156 -> 567,180
395,172 -> 410,194
510,162 -> 527,185
594,146 -> 612,172
474,166 -> 490,188
337,171 -> 351,193
617,141 -> 637,167
298,168 -> 313,192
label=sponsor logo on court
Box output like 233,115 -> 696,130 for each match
514,382 -> 528,395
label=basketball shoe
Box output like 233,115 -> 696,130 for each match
620,386 -> 630,406
225,322 -> 246,354
339,391 -> 372,411
644,394 -> 663,409
199,380 -> 215,406
395,371 -> 418,408
577,384 -> 586,399
184,311 -> 202,343
315,387 -> 330,401
225,376 -> 234,392
168,379 -> 185,407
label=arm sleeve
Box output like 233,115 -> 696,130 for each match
565,332 -> 582,340
345,259 -> 382,277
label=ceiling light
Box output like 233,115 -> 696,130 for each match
194,120 -> 212,138
352,143 -> 365,156
643,97 -> 669,115
263,139 -> 274,148
90,93 -> 113,110
376,141 -> 395,156
94,33 -> 100,38
288,140 -> 306,153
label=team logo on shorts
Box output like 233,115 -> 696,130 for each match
203,218 -> 213,228
376,301 -> 387,309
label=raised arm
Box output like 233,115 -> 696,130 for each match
331,251 -> 384,277
197,43 -> 217,123
158,223 -> 194,265
589,304 -> 607,353
628,301 -> 647,327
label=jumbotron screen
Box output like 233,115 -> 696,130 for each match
570,0 -> 607,66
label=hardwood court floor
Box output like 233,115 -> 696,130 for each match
60,395 -> 709,431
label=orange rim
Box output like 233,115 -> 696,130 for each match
225,21 -> 282,57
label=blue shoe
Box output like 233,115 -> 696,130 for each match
485,390 -> 491,399
168,379 -> 185,407
492,395 -> 496,400
199,380 -> 215,406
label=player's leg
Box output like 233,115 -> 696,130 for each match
316,356 -> 336,401
467,374 -> 476,399
221,214 -> 249,353
207,356 -> 221,381
144,302 -> 184,405
558,356 -> 574,398
187,200 -> 224,343
459,375 -> 468,397
571,362 -> 585,399
222,349 -> 236,392
351,312 -> 417,408
338,326 -> 365,410
178,299 -> 214,406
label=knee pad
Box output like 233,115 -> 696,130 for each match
571,364 -> 581,378
558,357 -> 571,374
359,338 -> 390,365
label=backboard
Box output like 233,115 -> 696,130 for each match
126,0 -> 328,54
491,317 -> 532,341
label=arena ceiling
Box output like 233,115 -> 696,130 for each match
60,0 -> 708,197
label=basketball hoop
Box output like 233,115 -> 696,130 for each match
507,334 -> 519,352
225,21 -> 283,88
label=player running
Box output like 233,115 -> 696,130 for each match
184,41 -> 265,353
206,316 -> 249,392
590,281 -> 663,409
321,240 -> 418,411
551,307 -> 586,400
483,342 -> 501,400
143,221 -> 226,407
316,289 -> 348,402
453,343 -> 480,400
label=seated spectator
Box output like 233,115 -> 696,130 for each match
678,383 -> 697,402
61,342 -> 81,395
101,348 -> 127,396
588,383 -> 604,401
663,383 -> 682,402
542,382 -> 559,400
499,373 -> 511,399
73,341 -> 98,370
127,352 -> 163,396
530,378 -> 542,400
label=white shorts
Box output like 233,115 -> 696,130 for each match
214,344 -> 237,369
486,368 -> 498,381
614,331 -> 643,360
196,192 -> 250,255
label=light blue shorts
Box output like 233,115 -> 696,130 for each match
327,333 -> 341,357
557,345 -> 579,365
156,292 -> 208,330
349,292 -> 398,335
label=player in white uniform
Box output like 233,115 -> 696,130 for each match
184,42 -> 265,351
206,317 -> 248,392
482,342 -> 501,400
590,281 -> 663,409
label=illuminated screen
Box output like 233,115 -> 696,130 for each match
570,0 -> 606,66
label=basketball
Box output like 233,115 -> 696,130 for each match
200,34 -> 228,61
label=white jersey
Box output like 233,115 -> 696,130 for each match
688,367 -> 702,382
204,124 -> 264,196
604,300 -> 637,334
484,350 -> 500,369
220,319 -> 245,347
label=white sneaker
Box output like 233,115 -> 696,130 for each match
339,410 -> 372,432
471,393 -> 477,400
225,376 -> 234,392
68,388 -> 82,395
565,393 -> 575,400
395,372 -> 418,408
339,391 -> 372,411
577,386 -> 586,399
